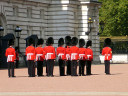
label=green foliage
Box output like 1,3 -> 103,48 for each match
99,0 -> 128,36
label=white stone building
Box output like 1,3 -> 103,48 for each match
0,0 -> 101,64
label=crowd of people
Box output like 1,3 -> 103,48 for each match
5,36 -> 112,77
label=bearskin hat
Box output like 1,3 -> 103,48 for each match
86,40 -> 92,48
104,38 -> 111,46
72,37 -> 78,46
9,39 -> 14,46
45,39 -> 48,46
37,38 -> 44,45
79,38 -> 85,47
58,38 -> 64,47
15,46 -> 18,50
65,36 -> 71,46
47,37 -> 54,45
28,38 -> 34,45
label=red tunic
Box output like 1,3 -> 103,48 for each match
70,46 -> 79,60
86,48 -> 93,61
45,46 -> 56,60
79,47 -> 87,60
35,47 -> 46,61
65,46 -> 71,60
43,46 -> 48,60
5,46 -> 16,62
102,47 -> 112,60
25,46 -> 36,61
56,47 -> 66,60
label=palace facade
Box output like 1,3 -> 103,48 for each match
0,0 -> 101,65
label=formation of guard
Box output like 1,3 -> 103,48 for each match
5,36 -> 112,77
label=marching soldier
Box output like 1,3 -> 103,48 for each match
102,38 -> 112,75
35,38 -> 45,76
5,39 -> 16,77
65,36 -> 71,75
79,39 -> 87,76
86,40 -> 93,75
45,37 -> 56,77
70,37 -> 79,76
57,38 -> 66,76
26,38 -> 36,77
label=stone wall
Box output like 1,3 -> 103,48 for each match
0,0 -> 50,53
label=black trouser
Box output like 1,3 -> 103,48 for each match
58,59 -> 65,76
47,60 -> 54,76
37,61 -> 43,76
105,60 -> 110,74
15,60 -> 19,68
86,60 -> 92,75
8,62 -> 15,77
43,60 -> 47,74
27,60 -> 35,77
66,60 -> 71,75
71,60 -> 78,76
79,60 -> 85,75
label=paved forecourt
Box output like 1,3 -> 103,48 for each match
0,64 -> 128,96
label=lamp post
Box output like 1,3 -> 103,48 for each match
0,25 -> 4,36
15,26 -> 22,52
86,17 -> 93,35
98,21 -> 105,35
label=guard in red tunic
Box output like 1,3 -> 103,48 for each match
57,38 -> 66,76
26,38 -> 36,77
70,37 -> 79,76
65,36 -> 71,75
86,40 -> 93,75
5,39 -> 16,77
45,37 -> 56,77
79,39 -> 87,76
35,38 -> 45,76
102,38 -> 112,75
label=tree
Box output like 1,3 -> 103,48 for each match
99,0 -> 128,36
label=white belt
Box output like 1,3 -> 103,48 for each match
46,53 -> 53,60
7,55 -> 14,62
79,54 -> 85,60
87,55 -> 91,60
27,53 -> 34,60
58,53 -> 64,59
36,54 -> 43,61
71,53 -> 77,60
105,54 -> 110,60
66,54 -> 70,60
